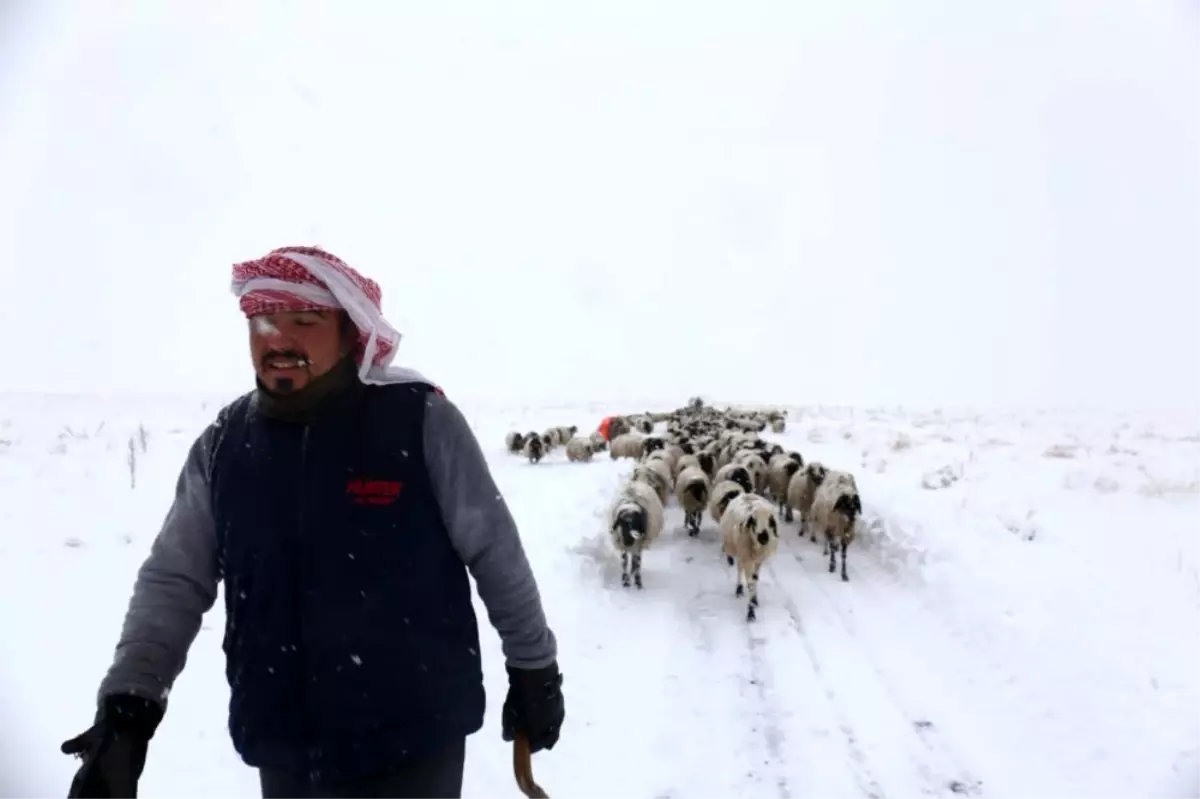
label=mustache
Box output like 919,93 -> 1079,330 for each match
261,349 -> 311,369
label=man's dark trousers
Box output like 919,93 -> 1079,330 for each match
258,738 -> 466,799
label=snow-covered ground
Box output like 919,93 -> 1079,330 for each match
1,394 -> 1196,797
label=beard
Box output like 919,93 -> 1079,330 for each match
270,376 -> 296,394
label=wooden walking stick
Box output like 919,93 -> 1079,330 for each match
513,732 -> 549,798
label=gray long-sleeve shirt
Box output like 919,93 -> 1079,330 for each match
97,390 -> 557,708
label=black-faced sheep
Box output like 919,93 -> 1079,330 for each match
505,431 -> 526,454
609,480 -> 665,589
674,466 -> 711,536
810,472 -> 862,581
708,480 -> 746,525
566,436 -> 595,462
767,451 -> 805,521
610,432 -> 645,460
643,447 -> 678,479
641,435 -> 666,459
523,434 -> 545,464
714,463 -> 754,495
673,453 -> 700,480
734,451 -> 770,495
786,461 -> 829,540
632,457 -> 673,506
719,493 -> 781,621
588,430 -> 608,452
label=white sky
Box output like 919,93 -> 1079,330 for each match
0,0 -> 1196,409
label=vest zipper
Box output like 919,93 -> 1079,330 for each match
298,423 -> 318,781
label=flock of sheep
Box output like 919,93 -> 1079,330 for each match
503,399 -> 865,621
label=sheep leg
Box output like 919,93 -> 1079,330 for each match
827,535 -> 837,574
632,553 -> 643,589
734,564 -> 745,598
621,552 -> 631,588
746,569 -> 759,621
783,502 -> 794,523
840,538 -> 849,582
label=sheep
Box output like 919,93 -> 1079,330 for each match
734,451 -> 769,495
770,418 -> 786,434
786,462 -> 829,540
673,453 -> 700,479
554,425 -> 579,445
610,432 -> 645,460
810,473 -> 863,581
713,463 -> 754,495
505,431 -> 526,454
608,479 -> 665,589
543,428 -> 564,449
588,430 -> 608,452
641,435 -> 667,459
767,452 -> 805,521
523,434 -> 546,464
644,447 -> 679,479
720,493 -> 781,621
607,416 -> 632,440
696,451 -> 717,481
630,415 -> 655,434
632,457 -> 673,506
674,466 -> 711,536
663,442 -> 686,467
708,480 -> 746,525
566,436 -> 595,462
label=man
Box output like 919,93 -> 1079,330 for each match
61,246 -> 564,798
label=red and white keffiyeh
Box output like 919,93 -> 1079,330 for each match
231,245 -> 428,386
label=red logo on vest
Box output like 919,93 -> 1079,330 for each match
346,478 -> 404,506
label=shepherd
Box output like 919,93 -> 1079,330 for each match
61,246 -> 565,798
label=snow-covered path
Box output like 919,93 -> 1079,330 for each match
1,398 -> 1196,797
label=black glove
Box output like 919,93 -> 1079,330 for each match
61,694 -> 164,798
501,662 -> 564,753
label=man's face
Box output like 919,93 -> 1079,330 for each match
249,310 -> 349,394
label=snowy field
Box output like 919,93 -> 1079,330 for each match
0,394 -> 1196,798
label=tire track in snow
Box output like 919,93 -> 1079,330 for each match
770,531 -> 981,797
672,507 -> 882,798
672,511 -> 794,799
759,555 -> 888,799
787,523 -> 1089,796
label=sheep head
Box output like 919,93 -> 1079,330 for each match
715,486 -> 743,519
728,465 -> 753,494
613,504 -> 647,548
834,492 -> 862,523
745,504 -> 779,547
641,436 -> 665,457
